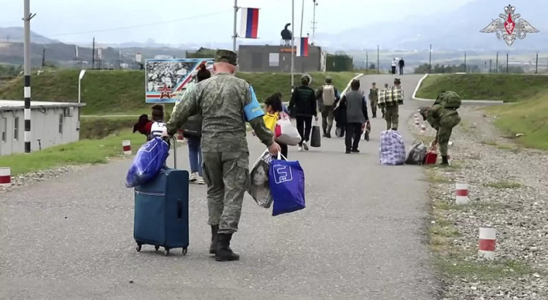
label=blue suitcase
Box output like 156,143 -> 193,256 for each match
134,140 -> 190,256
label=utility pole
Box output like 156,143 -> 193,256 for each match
506,52 -> 509,73
428,44 -> 432,73
232,0 -> 238,52
311,0 -> 318,45
92,37 -> 96,70
489,59 -> 492,73
535,51 -> 539,74
290,0 -> 295,92
299,0 -> 305,39
376,45 -> 379,74
464,51 -> 467,73
495,51 -> 499,73
42,47 -> 46,68
23,0 -> 35,154
365,51 -> 368,71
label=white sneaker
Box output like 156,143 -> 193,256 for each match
298,146 -> 303,152
196,176 -> 205,185
189,172 -> 197,182
303,142 -> 309,151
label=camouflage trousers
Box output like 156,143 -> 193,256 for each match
384,105 -> 399,130
369,98 -> 378,117
321,105 -> 335,134
202,151 -> 249,234
437,117 -> 461,156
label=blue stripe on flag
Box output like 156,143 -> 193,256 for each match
246,9 -> 254,38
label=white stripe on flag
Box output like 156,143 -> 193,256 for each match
239,8 -> 248,38
295,38 -> 302,57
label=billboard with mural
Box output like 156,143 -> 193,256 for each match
145,58 -> 214,103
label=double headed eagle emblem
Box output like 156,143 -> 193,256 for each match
480,4 -> 539,46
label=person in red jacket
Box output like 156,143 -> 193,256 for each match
133,105 -> 165,140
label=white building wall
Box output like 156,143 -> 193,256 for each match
0,106 -> 81,156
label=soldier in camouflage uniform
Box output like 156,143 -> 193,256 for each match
368,82 -> 379,118
419,91 -> 462,166
165,49 -> 281,262
379,78 -> 404,130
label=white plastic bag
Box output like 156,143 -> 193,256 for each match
247,150 -> 273,208
275,117 -> 301,146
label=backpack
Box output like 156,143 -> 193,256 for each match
322,85 -> 336,106
405,141 -> 427,165
436,91 -> 461,109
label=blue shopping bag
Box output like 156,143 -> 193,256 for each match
125,137 -> 170,188
269,154 -> 306,216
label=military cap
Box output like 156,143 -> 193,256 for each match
215,49 -> 238,65
394,78 -> 401,84
418,106 -> 430,120
325,76 -> 332,83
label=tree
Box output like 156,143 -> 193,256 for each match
368,63 -> 376,70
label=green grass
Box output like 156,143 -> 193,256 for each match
484,181 -> 522,189
486,92 -> 548,150
0,130 -> 146,176
435,258 -> 538,281
0,70 -> 357,115
415,74 -> 548,102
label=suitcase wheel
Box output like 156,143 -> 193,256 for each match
164,248 -> 170,256
182,247 -> 188,255
136,243 -> 142,252
154,246 -> 160,251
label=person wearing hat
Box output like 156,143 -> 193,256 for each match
315,76 -> 340,138
419,91 -> 462,166
368,82 -> 379,118
378,78 -> 404,130
288,74 -> 318,151
165,49 -> 281,262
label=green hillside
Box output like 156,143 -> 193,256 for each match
0,70 -> 357,115
415,74 -> 548,102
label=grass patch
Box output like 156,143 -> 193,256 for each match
0,130 -> 146,176
436,258 -> 537,281
0,70 -> 357,115
486,92 -> 548,150
484,181 -> 522,189
434,201 -> 512,211
415,74 -> 548,102
424,171 -> 454,184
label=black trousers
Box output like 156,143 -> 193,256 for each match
345,123 -> 362,151
280,143 -> 288,159
391,66 -> 396,74
399,66 -> 404,75
296,116 -> 313,146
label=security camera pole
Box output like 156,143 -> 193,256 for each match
23,0 -> 36,153
290,0 -> 295,92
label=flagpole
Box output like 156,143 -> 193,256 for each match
232,0 -> 238,51
299,0 -> 305,38
291,0 -> 295,92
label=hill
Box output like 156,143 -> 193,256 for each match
0,70 -> 356,115
415,74 -> 548,102
0,27 -> 57,44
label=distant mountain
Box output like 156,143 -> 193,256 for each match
315,0 -> 548,51
0,27 -> 58,44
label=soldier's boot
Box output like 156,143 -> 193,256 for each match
441,155 -> 449,166
215,233 -> 240,262
326,125 -> 332,138
209,225 -> 219,254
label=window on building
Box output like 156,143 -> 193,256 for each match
251,53 -> 262,69
59,114 -> 64,134
1,117 -> 6,142
14,117 -> 19,141
269,53 -> 280,67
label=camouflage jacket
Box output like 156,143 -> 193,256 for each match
427,104 -> 461,130
166,73 -> 274,152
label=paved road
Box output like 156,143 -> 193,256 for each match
0,74 -> 440,300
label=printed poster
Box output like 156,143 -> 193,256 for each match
145,58 -> 214,103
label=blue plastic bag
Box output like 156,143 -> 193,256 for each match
269,155 -> 306,216
125,137 -> 169,188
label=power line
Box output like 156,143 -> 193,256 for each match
5,10 -> 231,40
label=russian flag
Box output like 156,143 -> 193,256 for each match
240,8 -> 259,39
296,37 -> 309,57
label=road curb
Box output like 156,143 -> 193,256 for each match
411,74 -> 505,105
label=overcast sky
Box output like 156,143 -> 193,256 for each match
0,0 -> 477,45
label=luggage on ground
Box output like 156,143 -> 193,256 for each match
248,150 -> 273,208
363,121 -> 371,141
134,138 -> 189,256
406,141 -> 427,165
269,154 -> 306,216
310,121 -> 322,147
126,137 -> 170,188
423,142 -> 438,165
379,130 -> 406,165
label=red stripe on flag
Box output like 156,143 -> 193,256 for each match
302,37 -> 309,57
456,189 -> 469,197
251,9 -> 259,38
0,175 -> 11,184
479,239 -> 496,251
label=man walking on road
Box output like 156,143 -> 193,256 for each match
165,49 -> 281,262
316,76 -> 340,138
398,58 -> 405,75
368,82 -> 379,118
379,78 -> 404,130
340,79 -> 369,153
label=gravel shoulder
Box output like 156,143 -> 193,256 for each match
407,106 -> 548,299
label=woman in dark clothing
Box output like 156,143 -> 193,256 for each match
288,75 -> 318,152
263,93 -> 289,158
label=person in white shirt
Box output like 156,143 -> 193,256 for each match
391,58 -> 397,75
